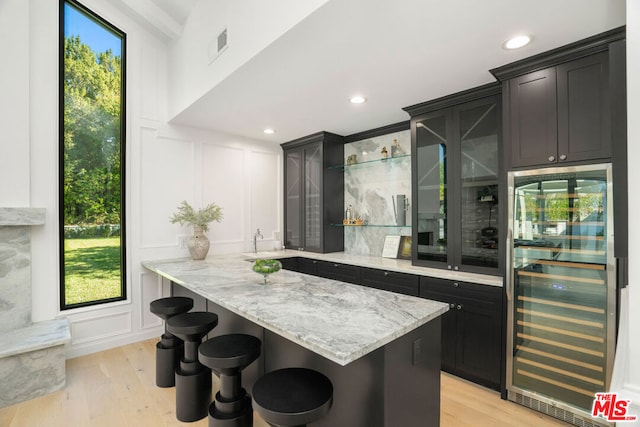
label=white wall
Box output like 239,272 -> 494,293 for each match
3,0 -> 282,358
167,0 -> 329,119
0,0 -> 30,205
620,0 -> 640,417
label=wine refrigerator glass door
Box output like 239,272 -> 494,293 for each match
507,163 -> 615,417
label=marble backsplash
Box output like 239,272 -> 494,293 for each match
343,130 -> 411,256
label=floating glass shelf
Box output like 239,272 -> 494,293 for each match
327,154 -> 411,170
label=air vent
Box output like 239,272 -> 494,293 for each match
208,27 -> 228,64
513,392 -> 610,427
217,28 -> 227,52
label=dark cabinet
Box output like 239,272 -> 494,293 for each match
282,132 -> 344,253
419,278 -> 502,390
360,267 -> 419,296
315,260 -> 360,284
405,84 -> 502,274
297,257 -> 318,275
506,52 -> 610,168
278,257 -> 299,272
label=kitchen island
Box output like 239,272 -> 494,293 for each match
142,255 -> 448,426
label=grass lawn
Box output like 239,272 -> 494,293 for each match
64,237 -> 122,306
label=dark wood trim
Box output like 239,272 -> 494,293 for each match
280,131 -> 344,150
344,121 -> 410,143
490,26 -> 625,81
402,82 -> 501,117
610,39 -> 627,260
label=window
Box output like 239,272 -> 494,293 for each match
60,0 -> 126,309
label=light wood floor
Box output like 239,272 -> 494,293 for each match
0,339 -> 569,427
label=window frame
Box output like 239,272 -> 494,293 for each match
59,0 -> 127,310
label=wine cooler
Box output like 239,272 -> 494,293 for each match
506,164 -> 616,426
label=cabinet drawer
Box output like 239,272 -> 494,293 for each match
315,260 -> 360,284
419,277 -> 501,307
298,258 -> 318,275
360,268 -> 419,296
278,257 -> 299,272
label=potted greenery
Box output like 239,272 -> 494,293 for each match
170,200 -> 223,260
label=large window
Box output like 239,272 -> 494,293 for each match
60,0 -> 126,309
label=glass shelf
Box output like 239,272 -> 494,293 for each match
327,154 -> 411,170
330,223 -> 411,228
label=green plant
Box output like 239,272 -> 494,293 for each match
169,200 -> 223,232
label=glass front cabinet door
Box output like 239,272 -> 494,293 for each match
457,97 -> 500,270
282,132 -> 344,253
414,110 -> 450,268
410,85 -> 502,274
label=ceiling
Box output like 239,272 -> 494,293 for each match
154,0 -> 626,144
149,0 -> 196,26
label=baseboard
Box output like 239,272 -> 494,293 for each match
65,327 -> 162,359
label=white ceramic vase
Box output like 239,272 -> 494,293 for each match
188,226 -> 210,260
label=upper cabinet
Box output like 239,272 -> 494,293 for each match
506,53 -> 610,168
404,83 -> 502,275
282,132 -> 344,253
491,27 -> 625,169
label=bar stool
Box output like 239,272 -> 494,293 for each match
252,368 -> 333,427
149,296 -> 194,387
198,334 -> 262,427
167,311 -> 219,422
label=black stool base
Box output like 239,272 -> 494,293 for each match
155,341 -> 183,387
208,394 -> 253,427
175,366 -> 212,422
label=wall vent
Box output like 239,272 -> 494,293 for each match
208,27 -> 228,64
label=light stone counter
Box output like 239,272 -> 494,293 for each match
246,249 -> 503,287
142,255 -> 448,366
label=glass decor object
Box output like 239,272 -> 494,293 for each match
252,259 -> 282,284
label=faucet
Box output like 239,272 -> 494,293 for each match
253,228 -> 263,253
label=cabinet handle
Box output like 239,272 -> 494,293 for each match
447,265 -> 452,270
454,266 -> 459,271
312,260 -> 317,264
453,282 -> 459,288
334,263 -> 339,268
449,303 -> 456,309
559,154 -> 567,161
384,271 -> 389,277
548,155 -> 556,162
456,304 -> 463,310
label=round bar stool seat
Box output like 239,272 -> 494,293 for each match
167,311 -> 219,422
252,368 -> 333,427
150,296 -> 194,319
149,296 -> 193,388
199,334 -> 262,427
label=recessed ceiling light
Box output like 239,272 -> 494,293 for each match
349,95 -> 367,104
263,128 -> 276,134
503,35 -> 532,50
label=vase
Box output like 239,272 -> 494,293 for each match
188,226 -> 210,260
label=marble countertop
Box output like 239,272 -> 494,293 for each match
246,249 -> 503,287
0,207 -> 46,226
142,255 -> 449,366
0,319 -> 70,358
